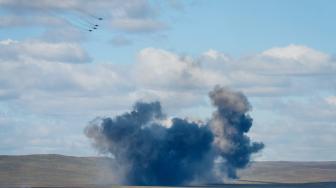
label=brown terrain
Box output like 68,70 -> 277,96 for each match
0,154 -> 335,188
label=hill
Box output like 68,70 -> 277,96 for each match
0,154 -> 336,187
0,154 -> 116,187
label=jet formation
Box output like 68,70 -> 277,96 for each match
45,7 -> 104,32
70,12 -> 104,32
87,20 -> 103,32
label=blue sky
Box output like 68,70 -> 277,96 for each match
91,0 -> 336,62
0,0 -> 335,161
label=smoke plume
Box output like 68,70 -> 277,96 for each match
85,86 -> 264,185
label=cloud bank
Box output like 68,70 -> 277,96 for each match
0,39 -> 91,63
0,41 -> 335,161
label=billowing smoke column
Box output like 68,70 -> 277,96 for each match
85,86 -> 264,185
209,86 -> 264,179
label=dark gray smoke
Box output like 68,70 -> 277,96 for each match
85,86 -> 264,185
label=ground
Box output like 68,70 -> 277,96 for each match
0,154 -> 335,188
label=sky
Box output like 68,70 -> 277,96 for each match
0,0 -> 335,161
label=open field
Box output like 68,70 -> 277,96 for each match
2,183 -> 336,188
0,155 -> 336,187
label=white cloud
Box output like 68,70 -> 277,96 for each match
0,114 -> 94,156
0,39 -> 132,115
202,49 -> 231,63
260,97 -> 336,123
261,44 -> 330,62
1,43 -> 334,113
325,96 -> 336,106
0,61 -> 131,113
134,46 -> 336,97
0,15 -> 66,28
252,44 -> 335,75
0,39 -> 91,63
0,38 -> 16,45
1,43 -> 336,159
135,47 -> 229,92
111,18 -> 166,33
250,96 -> 336,161
0,0 -> 168,34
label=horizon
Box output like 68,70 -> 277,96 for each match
2,153 -> 336,162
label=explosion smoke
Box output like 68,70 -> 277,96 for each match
85,86 -> 264,185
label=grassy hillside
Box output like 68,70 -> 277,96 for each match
0,154 -> 116,187
235,161 -> 336,184
0,154 -> 336,187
